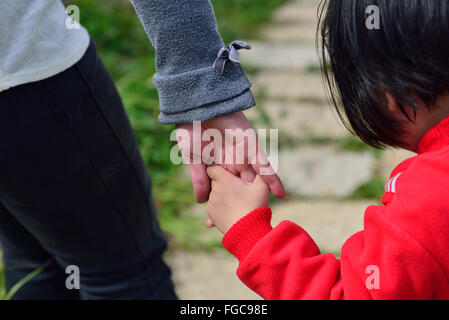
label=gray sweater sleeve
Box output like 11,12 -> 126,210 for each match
129,0 -> 255,124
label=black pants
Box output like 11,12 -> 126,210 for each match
0,39 -> 176,299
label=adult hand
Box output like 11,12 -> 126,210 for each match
175,111 -> 285,223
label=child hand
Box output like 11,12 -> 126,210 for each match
206,165 -> 270,234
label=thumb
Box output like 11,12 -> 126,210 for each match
206,165 -> 229,181
253,174 -> 268,187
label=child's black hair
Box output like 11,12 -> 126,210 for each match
318,0 -> 449,149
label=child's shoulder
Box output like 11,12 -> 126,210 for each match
407,145 -> 449,178
382,147 -> 449,205
389,145 -> 449,179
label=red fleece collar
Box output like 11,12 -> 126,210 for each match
418,116 -> 449,154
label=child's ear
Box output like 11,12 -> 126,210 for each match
385,92 -> 399,113
385,91 -> 413,121
386,91 -> 427,119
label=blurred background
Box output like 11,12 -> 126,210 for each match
0,0 -> 413,299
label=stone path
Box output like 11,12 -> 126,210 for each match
166,0 -> 414,300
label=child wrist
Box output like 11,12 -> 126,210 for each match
222,206 -> 273,261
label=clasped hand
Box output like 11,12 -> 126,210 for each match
176,111 -> 285,233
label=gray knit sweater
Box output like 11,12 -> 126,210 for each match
129,0 -> 255,124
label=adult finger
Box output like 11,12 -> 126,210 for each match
187,163 -> 211,203
251,149 -> 286,198
257,169 -> 285,198
239,166 -> 257,183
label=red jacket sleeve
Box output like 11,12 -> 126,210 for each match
222,156 -> 449,299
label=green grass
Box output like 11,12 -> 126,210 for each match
340,136 -> 385,200
338,135 -> 371,152
338,135 -> 382,158
305,64 -> 321,74
0,264 -> 5,299
212,0 -> 291,41
0,254 -> 51,300
349,175 -> 385,200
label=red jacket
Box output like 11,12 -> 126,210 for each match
222,116 -> 449,300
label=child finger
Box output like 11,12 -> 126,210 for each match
207,164 -> 230,181
253,174 -> 270,192
205,217 -> 215,228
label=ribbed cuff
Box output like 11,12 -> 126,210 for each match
155,62 -> 252,112
158,88 -> 255,124
222,207 -> 273,261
